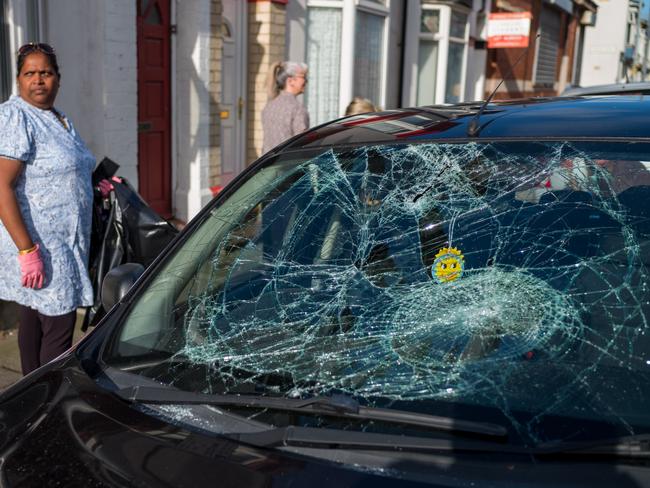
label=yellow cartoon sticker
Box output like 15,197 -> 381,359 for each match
433,247 -> 465,283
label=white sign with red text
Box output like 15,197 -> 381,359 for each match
487,12 -> 532,48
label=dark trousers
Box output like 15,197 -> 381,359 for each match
17,304 -> 76,375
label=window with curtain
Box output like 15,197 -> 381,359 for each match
445,42 -> 464,103
417,41 -> 438,105
449,9 -> 467,39
416,8 -> 440,105
0,0 -> 10,102
353,10 -> 385,107
445,10 -> 467,103
445,10 -> 469,103
306,7 -> 342,126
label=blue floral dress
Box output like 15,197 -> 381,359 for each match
0,95 -> 95,316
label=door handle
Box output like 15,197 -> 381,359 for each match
238,97 -> 244,120
138,121 -> 153,132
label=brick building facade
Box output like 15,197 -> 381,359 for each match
1,0 -> 604,223
247,1 -> 287,163
485,0 -> 597,99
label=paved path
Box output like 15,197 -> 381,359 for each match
0,309 -> 86,392
0,367 -> 21,390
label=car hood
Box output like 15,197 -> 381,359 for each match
0,358 -> 411,487
2,357 -> 650,487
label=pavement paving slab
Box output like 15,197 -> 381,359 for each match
0,328 -> 21,374
0,368 -> 21,390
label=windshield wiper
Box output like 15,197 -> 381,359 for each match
230,425 -> 522,453
115,385 -> 507,438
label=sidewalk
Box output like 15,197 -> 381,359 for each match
0,364 -> 20,390
0,328 -> 21,384
0,301 -> 85,390
0,300 -> 21,388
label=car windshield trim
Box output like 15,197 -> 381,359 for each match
272,136 -> 650,157
115,385 -> 508,438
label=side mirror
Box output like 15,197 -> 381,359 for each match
101,263 -> 145,311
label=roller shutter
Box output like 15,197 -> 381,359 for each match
534,6 -> 561,86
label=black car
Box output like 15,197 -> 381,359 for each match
3,96 -> 650,487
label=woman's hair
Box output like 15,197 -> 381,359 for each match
267,61 -> 308,99
16,43 -> 60,78
345,97 -> 378,116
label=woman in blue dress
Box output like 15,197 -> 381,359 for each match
0,44 -> 96,375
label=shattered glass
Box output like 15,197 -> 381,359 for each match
106,141 -> 650,444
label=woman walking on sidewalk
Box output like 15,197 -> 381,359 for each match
0,43 -> 96,375
262,61 -> 310,154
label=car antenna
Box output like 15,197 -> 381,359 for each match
467,34 -> 540,137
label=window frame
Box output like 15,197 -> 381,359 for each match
305,0 -> 391,123
415,6 -> 443,106
0,0 -> 11,102
0,0 -> 45,102
402,2 -> 471,107
352,0 -> 390,111
445,9 -> 469,103
304,4 -> 344,126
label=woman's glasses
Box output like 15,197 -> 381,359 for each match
17,43 -> 56,57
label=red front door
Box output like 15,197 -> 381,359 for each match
137,0 -> 172,218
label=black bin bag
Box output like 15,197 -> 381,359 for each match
83,157 -> 179,330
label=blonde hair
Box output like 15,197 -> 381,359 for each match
345,97 -> 378,116
267,61 -> 308,99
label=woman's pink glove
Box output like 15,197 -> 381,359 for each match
18,244 -> 45,289
97,177 -> 123,198
97,179 -> 114,198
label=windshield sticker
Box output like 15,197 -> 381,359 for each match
432,247 -> 464,283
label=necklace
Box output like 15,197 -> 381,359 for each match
49,107 -> 68,130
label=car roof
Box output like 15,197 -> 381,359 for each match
282,96 -> 650,151
562,82 -> 650,96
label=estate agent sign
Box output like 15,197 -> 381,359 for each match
487,12 -> 532,48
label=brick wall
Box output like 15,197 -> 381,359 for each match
247,1 -> 286,163
485,0 -> 539,99
485,0 -> 586,99
209,0 -> 223,187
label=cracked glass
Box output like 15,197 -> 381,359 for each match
103,140 -> 650,445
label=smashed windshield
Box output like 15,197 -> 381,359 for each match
102,141 -> 650,444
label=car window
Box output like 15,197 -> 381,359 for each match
100,141 -> 650,444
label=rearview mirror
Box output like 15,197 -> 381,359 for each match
101,263 -> 145,312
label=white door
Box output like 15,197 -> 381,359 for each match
220,0 -> 247,185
